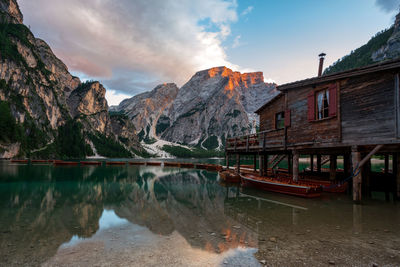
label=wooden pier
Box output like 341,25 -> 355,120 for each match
226,58 -> 400,202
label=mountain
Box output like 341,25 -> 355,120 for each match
324,12 -> 400,75
0,0 -> 143,158
112,83 -> 179,143
113,67 -> 277,151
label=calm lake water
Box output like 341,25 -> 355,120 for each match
0,160 -> 399,266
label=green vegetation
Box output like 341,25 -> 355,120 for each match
0,100 -> 20,143
162,145 -> 224,158
155,115 -> 170,135
56,120 -> 93,159
89,133 -> 132,158
225,109 -> 241,118
202,135 -> 219,150
324,27 -> 394,75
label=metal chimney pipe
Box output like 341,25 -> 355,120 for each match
318,53 -> 326,77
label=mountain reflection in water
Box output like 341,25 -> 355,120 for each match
0,162 -> 399,266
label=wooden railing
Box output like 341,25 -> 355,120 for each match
226,130 -> 285,152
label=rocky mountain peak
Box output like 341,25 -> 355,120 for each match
0,0 -> 23,24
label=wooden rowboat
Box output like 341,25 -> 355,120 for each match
180,163 -> 195,168
302,179 -> 348,193
146,162 -> 162,166
164,162 -> 180,167
31,160 -> 48,163
80,161 -> 102,166
54,161 -> 79,166
240,172 -> 322,198
106,161 -> 126,165
129,162 -> 146,165
219,170 -> 241,183
195,164 -> 208,170
10,159 -> 29,164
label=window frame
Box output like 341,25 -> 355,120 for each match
275,111 -> 285,130
315,88 -> 330,120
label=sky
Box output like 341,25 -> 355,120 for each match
18,0 -> 400,106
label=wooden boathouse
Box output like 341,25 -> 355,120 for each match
226,55 -> 400,202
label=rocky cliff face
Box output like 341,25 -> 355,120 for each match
0,0 -> 142,158
162,67 -> 277,148
112,83 -> 179,142
373,13 -> 400,62
115,67 -> 277,150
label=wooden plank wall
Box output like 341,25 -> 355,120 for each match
341,72 -> 396,144
286,84 -> 341,145
259,95 -> 285,132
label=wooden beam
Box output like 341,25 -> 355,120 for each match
254,154 -> 257,172
264,154 -> 268,176
330,155 -> 337,181
293,151 -> 299,182
226,154 -> 229,169
385,154 -> 389,174
352,147 -> 362,203
271,154 -> 286,169
397,153 -> 400,199
357,145 -> 383,170
317,154 -> 322,173
259,155 -> 264,176
236,154 -> 240,174
310,155 -> 314,172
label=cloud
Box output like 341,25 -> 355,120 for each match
19,0 -> 240,100
232,35 -> 241,48
375,0 -> 400,13
241,6 -> 254,16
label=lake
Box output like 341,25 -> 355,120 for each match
0,160 -> 399,266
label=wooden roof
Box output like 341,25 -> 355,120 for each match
277,58 -> 400,91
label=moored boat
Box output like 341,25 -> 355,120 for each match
302,179 -> 348,193
31,160 -> 48,163
240,172 -> 322,198
164,162 -> 180,167
10,159 -> 28,164
106,161 -> 126,165
54,161 -> 79,166
146,162 -> 162,166
80,161 -> 102,166
219,170 -> 241,183
180,163 -> 195,169
129,162 -> 146,165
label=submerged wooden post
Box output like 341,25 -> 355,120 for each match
310,154 -> 314,172
385,154 -> 389,174
254,154 -> 257,172
259,154 -> 264,176
317,154 -> 322,173
293,150 -> 299,182
288,153 -> 292,174
329,155 -> 337,181
397,153 -> 400,199
352,147 -> 362,203
236,154 -> 241,174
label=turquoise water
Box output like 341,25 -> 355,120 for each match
0,160 -> 399,266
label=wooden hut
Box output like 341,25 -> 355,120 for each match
226,57 -> 400,202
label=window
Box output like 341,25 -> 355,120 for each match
275,112 -> 285,129
316,89 -> 330,120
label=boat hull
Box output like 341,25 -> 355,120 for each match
240,174 -> 321,198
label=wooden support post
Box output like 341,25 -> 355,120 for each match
344,154 -> 351,178
288,153 -> 292,174
293,150 -> 299,182
364,156 -> 372,198
259,155 -> 264,176
396,153 -> 400,199
264,154 -> 268,176
352,147 -> 362,203
236,154 -> 240,174
385,154 -> 389,174
254,154 -> 257,172
317,154 -> 322,173
226,154 -> 229,169
329,155 -> 337,181
310,155 -> 314,172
